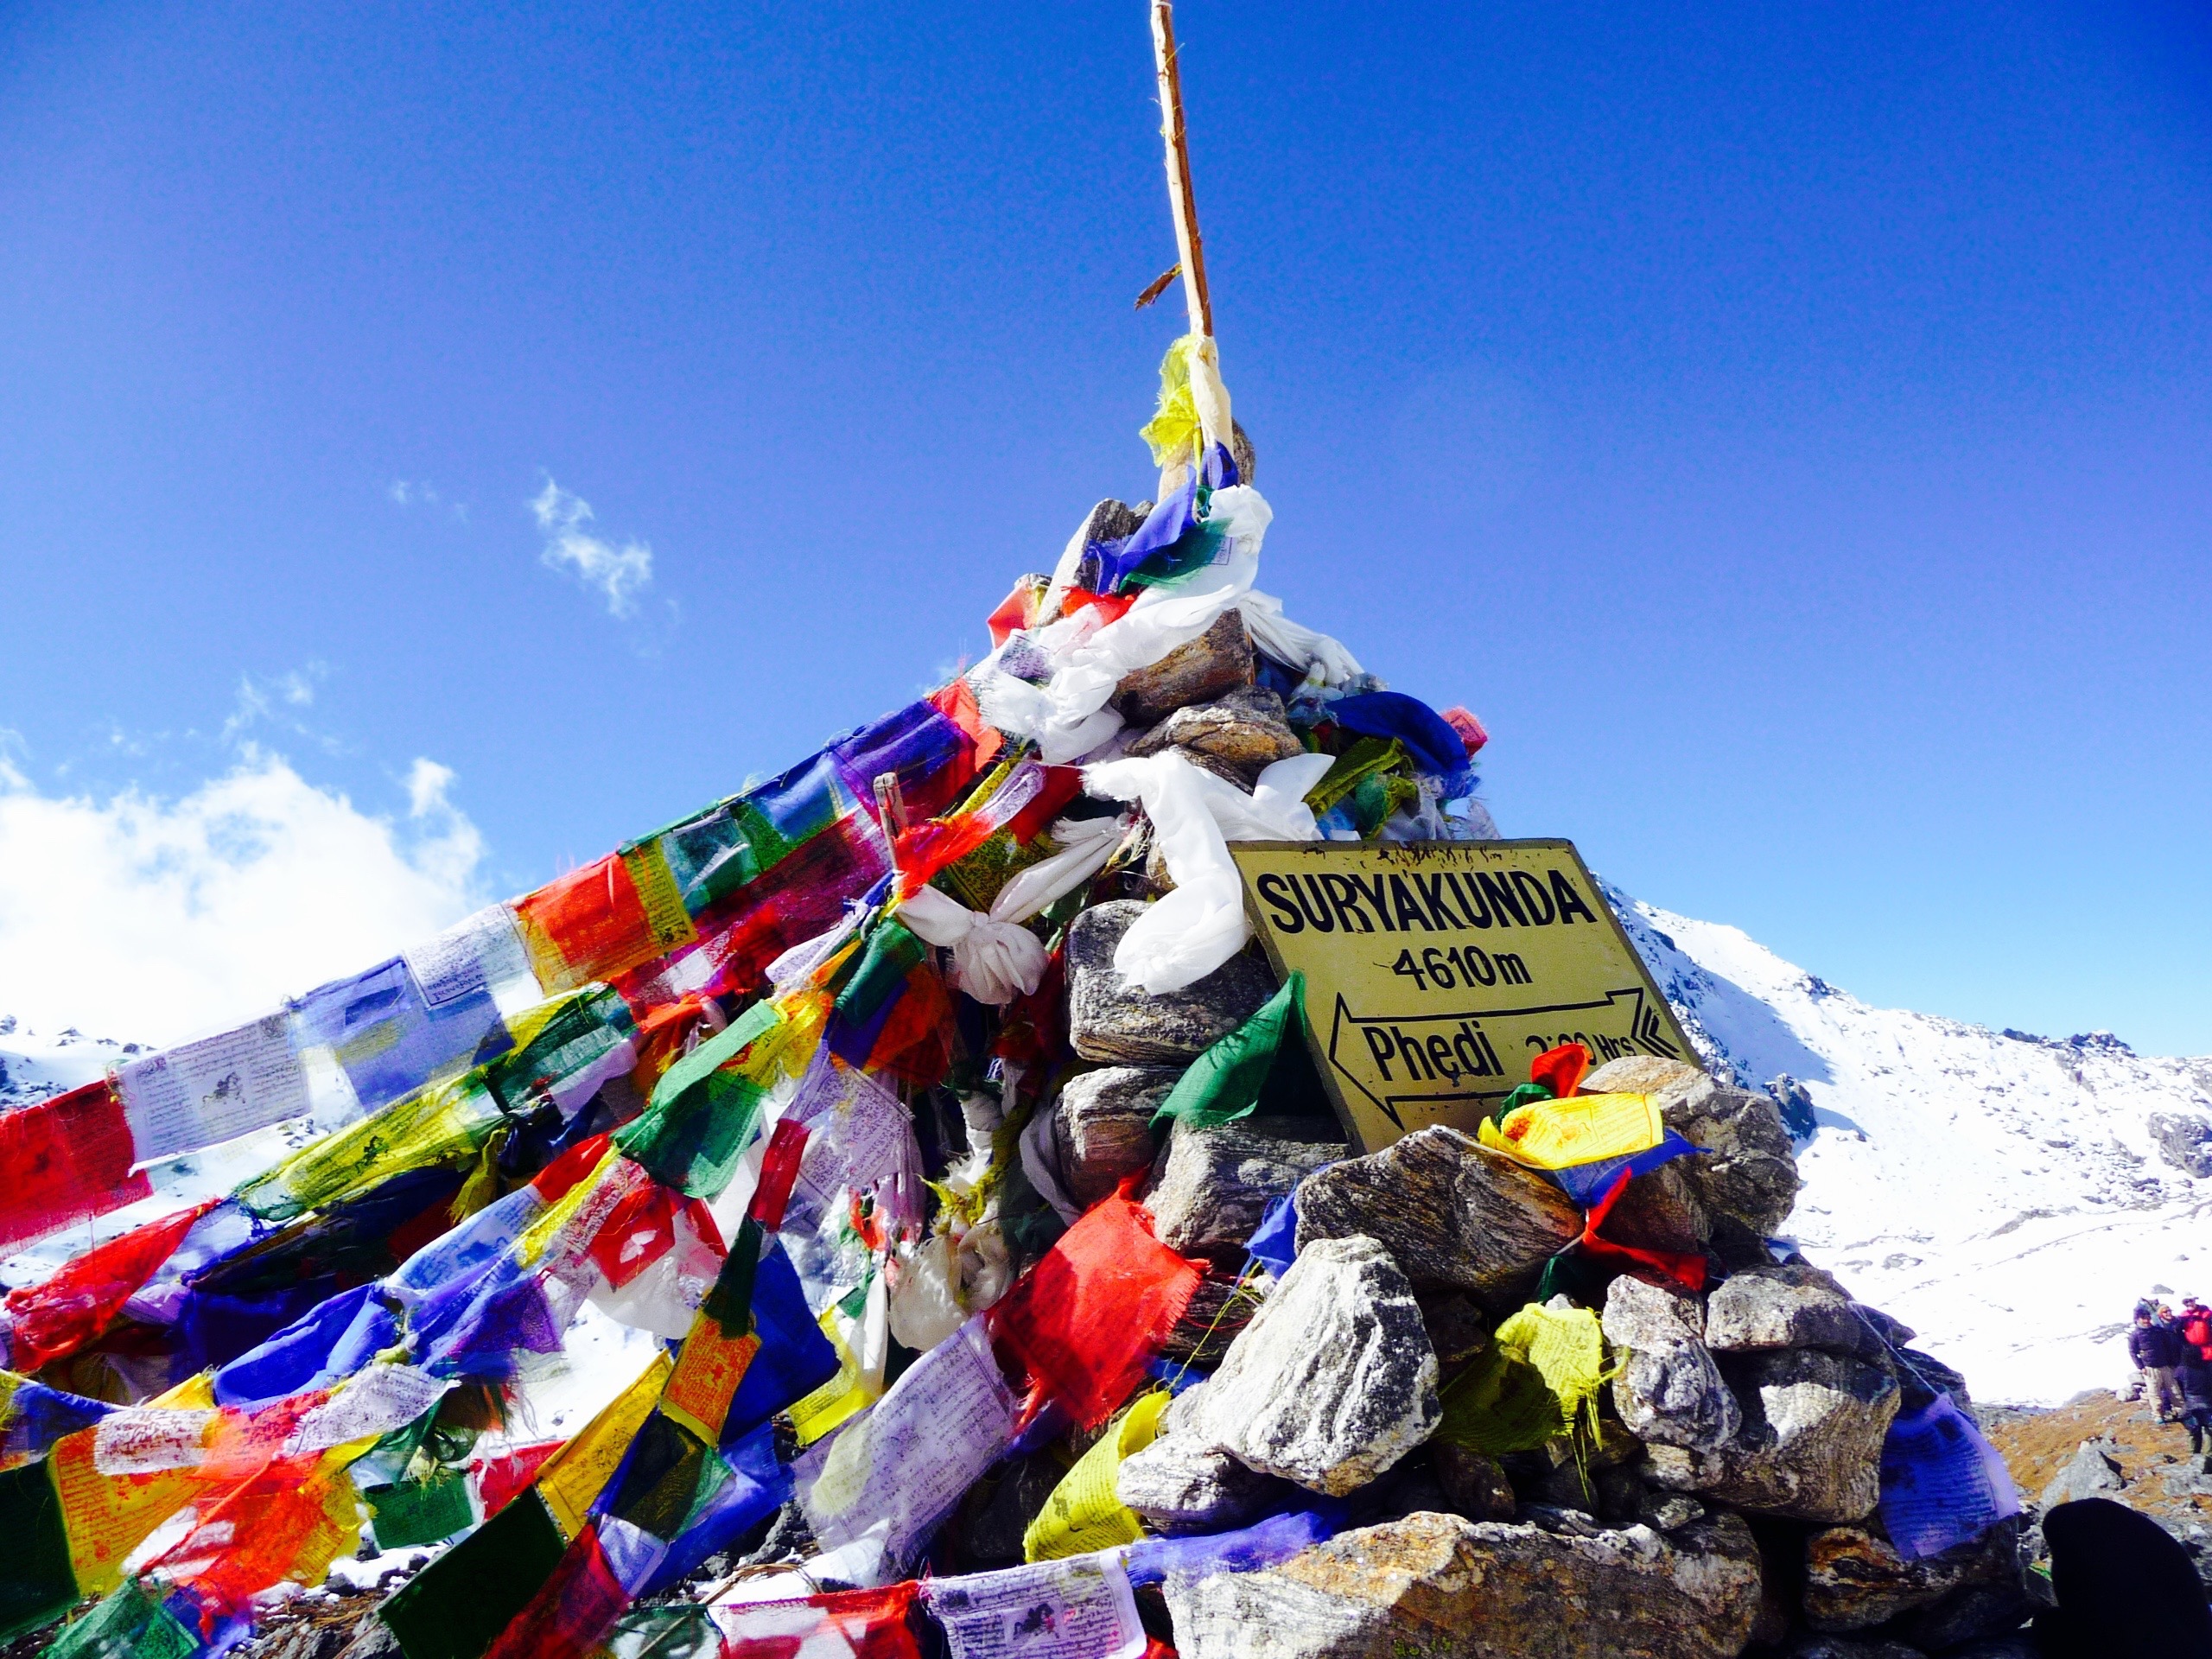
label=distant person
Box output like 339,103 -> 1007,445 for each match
2180,1337 -> 2212,1471
2130,1303 -> 2184,1421
2036,1497 -> 2212,1656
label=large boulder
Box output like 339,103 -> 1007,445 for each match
1707,1263 -> 1878,1358
1584,1057 -> 1800,1241
1161,1510 -> 1764,1659
1052,1065 -> 1177,1205
1802,1521 -> 2023,1632
1601,1275 -> 1741,1456
1293,1126 -> 1583,1313
1065,900 -> 1274,1064
1113,609 -> 1256,727
2038,1438 -> 2126,1510
1180,1234 -> 1440,1496
1126,685 -> 1305,784
1145,1116 -> 1344,1262
1647,1349 -> 1900,1522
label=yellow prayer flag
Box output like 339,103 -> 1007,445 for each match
1478,1092 -> 1663,1170
1022,1389 -> 1171,1562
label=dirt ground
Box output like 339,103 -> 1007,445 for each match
1985,1388 -> 2212,1541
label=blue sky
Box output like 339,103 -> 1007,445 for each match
3,3 -> 2210,1053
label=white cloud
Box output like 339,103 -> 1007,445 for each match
532,479 -> 654,618
0,749 -> 486,1047
221,664 -> 334,747
388,479 -> 468,522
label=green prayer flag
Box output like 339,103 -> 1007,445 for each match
378,1486 -> 569,1659
0,1457 -> 79,1642
369,1470 -> 475,1550
614,1000 -> 781,1196
832,919 -> 925,1024
1155,972 -> 1307,1129
46,1581 -> 197,1659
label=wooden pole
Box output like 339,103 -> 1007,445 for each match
1150,1 -> 1213,341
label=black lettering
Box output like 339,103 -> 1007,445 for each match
1348,872 -> 1395,932
1426,1034 -> 1460,1081
1453,1025 -> 1492,1077
1414,874 -> 1464,930
1292,875 -> 1336,934
1446,872 -> 1492,927
1462,945 -> 1497,985
1255,873 -> 1304,933
1550,870 -> 1599,925
1478,1027 -> 1504,1073
1474,872 -> 1529,927
1388,875 -> 1432,931
1362,1026 -> 1397,1081
1320,874 -> 1373,933
1509,870 -> 1556,925
1496,951 -> 1532,985
1393,1027 -> 1432,1081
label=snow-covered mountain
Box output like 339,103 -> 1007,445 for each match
5,891 -> 2206,1407
1610,887 -> 2212,1408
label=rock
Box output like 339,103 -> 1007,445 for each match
1144,1116 -> 1344,1262
1052,499 -> 1151,600
1181,1235 -> 1439,1496
1601,1274 -> 1742,1455
1116,1432 -> 1292,1535
1433,1442 -> 1518,1521
1770,1072 -> 1819,1139
1126,686 -> 1304,782
1160,1272 -> 1258,1367
1784,1640 -> 1925,1659
2149,1112 -> 2212,1179
1161,1509 -> 1764,1659
1414,1288 -> 1491,1369
1601,1160 -> 1710,1255
2039,1437 -> 2126,1510
1294,1126 -> 1584,1313
1637,1489 -> 1705,1532
1585,1058 -> 1800,1238
1895,1578 -> 2036,1650
961,1451 -> 1065,1567
1113,610 -> 1255,727
1647,1349 -> 1900,1522
1707,1263 -> 1877,1358
1802,1520 -> 2020,1631
1052,1065 -> 1177,1205
1065,900 -> 1274,1064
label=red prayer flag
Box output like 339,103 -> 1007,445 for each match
988,1196 -> 1202,1429
0,1079 -> 151,1253
3,1198 -> 215,1371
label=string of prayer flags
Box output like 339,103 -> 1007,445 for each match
115,1010 -> 311,1165
2,1199 -> 216,1371
987,1197 -> 1201,1431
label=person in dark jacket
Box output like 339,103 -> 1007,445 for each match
2178,1340 -> 2212,1467
2131,1305 -> 2185,1420
2036,1497 -> 2212,1656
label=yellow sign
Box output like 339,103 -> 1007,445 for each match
1230,839 -> 1694,1153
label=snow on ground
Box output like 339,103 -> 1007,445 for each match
10,885 -> 2212,1411
1610,886 -> 2212,1407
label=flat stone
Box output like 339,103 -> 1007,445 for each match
1065,900 -> 1274,1064
1144,1116 -> 1344,1262
1052,1065 -> 1178,1205
1113,609 -> 1256,728
1585,1058 -> 1801,1239
1116,1432 -> 1291,1535
1414,1289 -> 1490,1369
1182,1234 -> 1439,1497
1432,1441 -> 1517,1521
1647,1349 -> 1900,1523
1707,1263 -> 1874,1357
1294,1126 -> 1584,1313
1126,685 -> 1304,783
1802,1521 -> 2021,1632
1601,1160 -> 1710,1256
1601,1274 -> 1742,1456
1162,1510 -> 1764,1659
